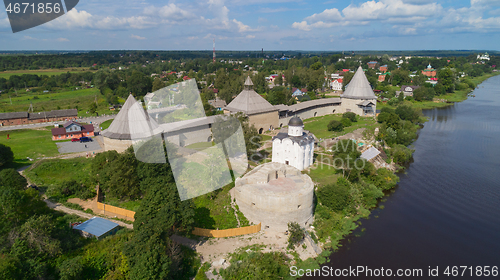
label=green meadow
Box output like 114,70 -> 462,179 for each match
0,127 -> 59,168
0,68 -> 93,79
304,114 -> 378,139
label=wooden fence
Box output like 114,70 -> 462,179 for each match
192,223 -> 261,238
96,202 -> 136,220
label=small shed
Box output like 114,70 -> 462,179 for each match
73,217 -> 120,240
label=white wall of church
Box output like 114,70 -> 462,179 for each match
272,138 -> 314,171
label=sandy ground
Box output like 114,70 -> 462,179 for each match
172,227 -> 319,269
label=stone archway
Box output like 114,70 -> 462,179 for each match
259,128 -> 264,134
314,112 -> 317,117
207,136 -> 212,142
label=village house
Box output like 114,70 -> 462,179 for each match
367,61 -> 378,69
400,85 -> 420,97
51,121 -> 94,140
331,78 -> 343,91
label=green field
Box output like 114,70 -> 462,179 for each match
0,87 -> 100,112
0,68 -> 94,79
185,141 -> 215,150
305,160 -> 340,186
0,127 -> 60,167
0,87 -> 118,117
304,114 -> 378,139
24,157 -> 92,188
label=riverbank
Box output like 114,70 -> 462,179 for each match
378,72 -> 500,111
288,73 -> 500,278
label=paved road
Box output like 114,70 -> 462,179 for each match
0,115 -> 116,132
56,139 -> 102,154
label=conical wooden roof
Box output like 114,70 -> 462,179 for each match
224,77 -> 277,115
341,66 -> 377,100
102,94 -> 158,140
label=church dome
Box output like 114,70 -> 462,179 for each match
289,116 -> 303,127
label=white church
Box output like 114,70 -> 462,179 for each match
271,116 -> 315,171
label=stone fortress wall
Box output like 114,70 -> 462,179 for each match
231,162 -> 315,230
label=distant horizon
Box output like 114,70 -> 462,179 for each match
0,49 -> 498,53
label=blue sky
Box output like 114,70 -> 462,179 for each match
1,0 -> 499,51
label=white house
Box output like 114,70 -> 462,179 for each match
272,117 -> 315,171
331,78 -> 343,91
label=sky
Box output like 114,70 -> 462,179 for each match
0,0 -> 499,51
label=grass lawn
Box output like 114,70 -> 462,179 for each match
0,68 -> 94,79
100,119 -> 113,130
0,127 -> 60,166
305,163 -> 340,186
24,157 -> 92,188
192,184 -> 249,230
304,114 -> 378,139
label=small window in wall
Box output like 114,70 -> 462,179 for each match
297,205 -> 301,209
314,112 -> 317,117
285,160 -> 289,165
252,202 -> 255,206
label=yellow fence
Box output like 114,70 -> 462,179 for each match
192,223 -> 261,238
96,202 -> 136,220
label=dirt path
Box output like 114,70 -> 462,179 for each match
44,197 -> 133,229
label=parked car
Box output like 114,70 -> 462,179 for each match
79,137 -> 93,143
71,138 -> 80,142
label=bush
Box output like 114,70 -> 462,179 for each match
342,112 -> 357,122
340,118 -> 352,127
327,120 -> 343,132
0,143 -> 14,167
317,178 -> 351,211
390,144 -> 414,165
287,222 -> 305,249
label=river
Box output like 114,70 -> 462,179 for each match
303,75 -> 500,279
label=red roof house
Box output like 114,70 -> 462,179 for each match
51,121 -> 94,141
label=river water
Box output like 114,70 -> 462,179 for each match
303,75 -> 500,279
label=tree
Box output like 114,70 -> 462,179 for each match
152,78 -> 165,92
413,87 -> 435,101
88,102 -> 97,114
274,74 -> 283,86
327,120 -> 343,132
287,222 -> 304,249
438,67 -> 456,93
124,180 -> 194,280
332,140 -> 362,178
342,112 -> 357,122
0,144 -> 14,167
340,118 -> 352,127
0,169 -> 27,190
317,177 -> 351,211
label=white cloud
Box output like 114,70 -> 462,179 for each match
131,34 -> 146,40
292,21 -> 311,31
56,38 -> 69,42
46,8 -> 93,29
304,8 -> 343,23
246,34 -> 255,38
342,0 -> 442,21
